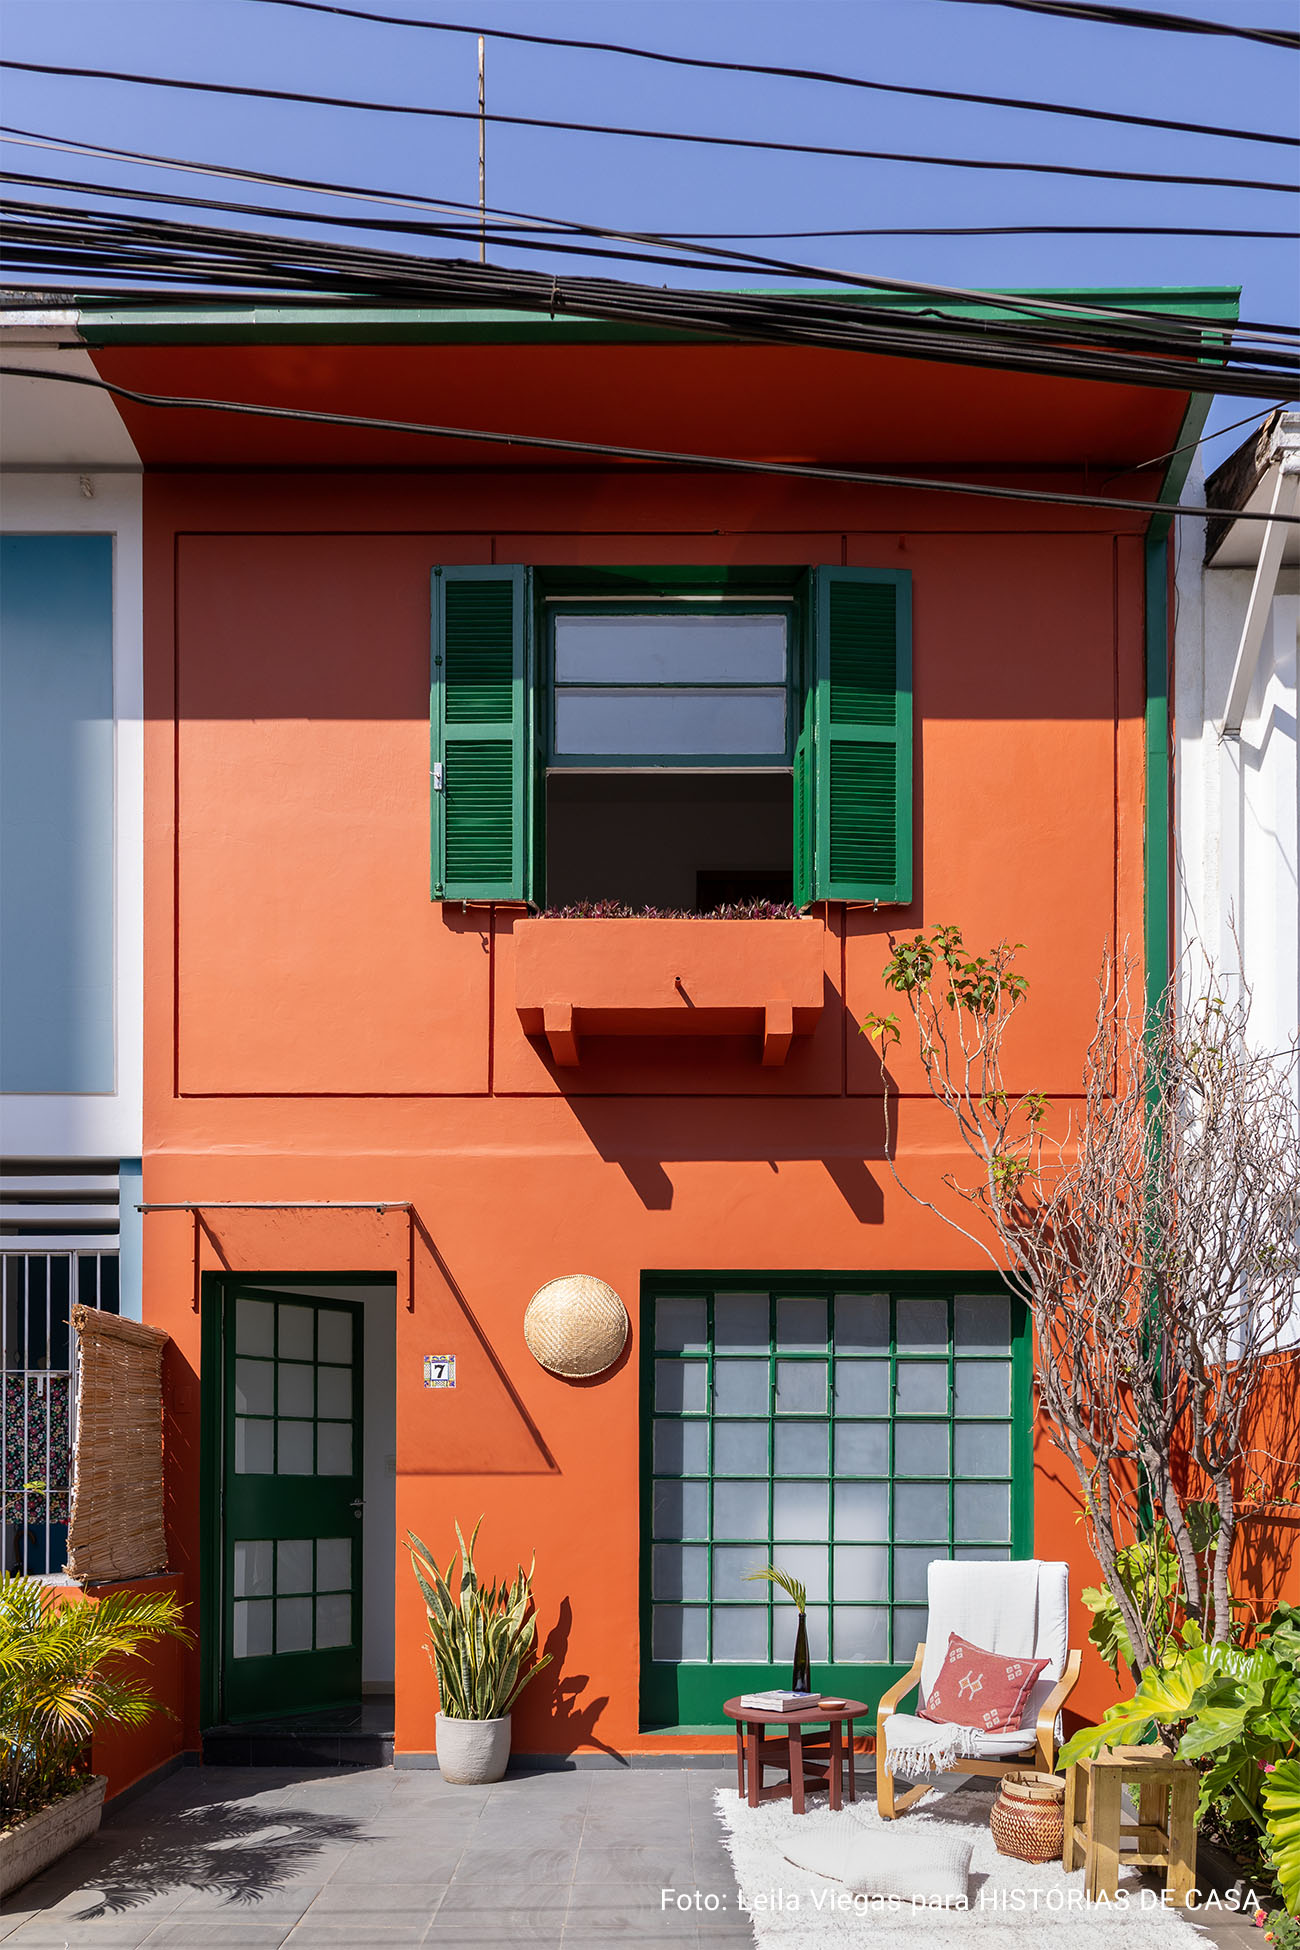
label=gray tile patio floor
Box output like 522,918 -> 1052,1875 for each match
0,1763 -> 1265,1948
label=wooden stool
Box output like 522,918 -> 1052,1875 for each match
1063,1745 -> 1198,1908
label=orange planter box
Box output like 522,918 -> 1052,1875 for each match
513,917 -> 826,1067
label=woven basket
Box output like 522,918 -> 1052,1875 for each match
524,1275 -> 628,1378
990,1770 -> 1066,1864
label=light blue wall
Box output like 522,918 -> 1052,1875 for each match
1,535 -> 115,1093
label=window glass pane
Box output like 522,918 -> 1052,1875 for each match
234,1359 -> 274,1416
713,1360 -> 769,1416
778,1544 -> 828,1603
277,1538 -> 313,1595
833,1544 -> 889,1602
896,1363 -> 949,1414
893,1546 -> 939,1602
894,1422 -> 950,1478
896,1297 -> 948,1353
235,1297 -> 274,1357
955,1482 -> 1011,1543
233,1539 -> 273,1598
894,1483 -> 948,1541
955,1363 -> 1011,1417
232,1598 -> 272,1660
954,1545 -> 1012,1564
776,1298 -> 826,1349
774,1421 -> 828,1477
652,1605 -> 707,1662
800,1607 -> 829,1662
712,1480 -> 767,1539
276,1596 -> 313,1654
834,1422 -> 889,1476
834,1361 -> 889,1416
655,1296 -> 707,1351
652,1543 -> 708,1601
554,687 -> 786,758
278,1363 -> 314,1418
893,1607 -> 929,1663
317,1310 -> 352,1364
316,1538 -> 352,1592
833,1608 -> 888,1662
713,1421 -> 768,1477
712,1544 -> 767,1600
278,1305 -> 314,1360
554,612 -> 788,686
276,1421 -> 314,1475
775,1360 -> 826,1413
835,1481 -> 889,1542
315,1595 -> 352,1649
234,1417 -> 273,1476
655,1359 -> 707,1414
653,1481 -> 708,1539
711,1606 -> 768,1661
955,1293 -> 1011,1352
653,1418 -> 709,1477
955,1423 -> 1011,1477
714,1294 -> 769,1351
773,1479 -> 828,1542
317,1423 -> 353,1476
833,1294 -> 889,1349
317,1368 -> 352,1420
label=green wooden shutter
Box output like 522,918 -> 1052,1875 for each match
808,566 -> 912,904
431,566 -> 532,901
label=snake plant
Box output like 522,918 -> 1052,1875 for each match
407,1520 -> 551,1721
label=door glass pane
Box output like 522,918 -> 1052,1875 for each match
278,1305 -> 314,1360
895,1422 -> 950,1477
955,1423 -> 1011,1476
834,1422 -> 888,1475
801,1607 -> 829,1661
772,1479 -> 827,1542
234,1418 -> 273,1475
956,1482 -> 1011,1543
554,686 -> 786,758
779,1544 -> 829,1603
712,1480 -> 767,1539
316,1423 -> 353,1476
316,1538 -> 352,1592
895,1483 -> 948,1541
896,1297 -> 948,1353
834,1361 -> 889,1415
232,1598 -> 272,1659
775,1361 -> 826,1413
893,1546 -> 938,1602
652,1606 -> 707,1662
235,1297 -> 274,1357
652,1543 -> 708,1601
895,1363 -> 948,1414
833,1608 -> 888,1661
655,1359 -> 706,1413
276,1421 -> 314,1475
277,1363 -> 314,1418
317,1311 -> 352,1364
315,1595 -> 352,1649
713,1360 -> 768,1416
234,1359 -> 274,1415
833,1544 -> 889,1601
276,1596 -> 313,1653
835,1481 -> 888,1541
653,1418 -> 708,1477
776,1298 -> 826,1349
655,1296 -> 706,1351
712,1544 -> 766,1599
653,1481 -> 707,1539
554,613 -> 788,686
713,1421 -> 767,1476
277,1538 -> 313,1595
955,1293 -> 1011,1352
233,1539 -> 273,1598
893,1607 -> 929,1663
955,1362 -> 1011,1417
317,1367 -> 352,1420
713,1294 -> 768,1351
774,1420 -> 828,1476
834,1294 -> 889,1349
711,1607 -> 768,1660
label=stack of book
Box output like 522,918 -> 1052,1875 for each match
737,1689 -> 819,1713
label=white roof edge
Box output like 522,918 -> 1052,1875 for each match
0,308 -> 84,340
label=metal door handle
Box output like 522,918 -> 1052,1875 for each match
350,1498 -> 365,1514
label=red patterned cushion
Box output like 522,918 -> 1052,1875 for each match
918,1632 -> 1049,1733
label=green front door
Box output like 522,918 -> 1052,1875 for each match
222,1286 -> 364,1722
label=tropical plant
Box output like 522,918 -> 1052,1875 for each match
1081,1506 -> 1225,1679
407,1519 -> 551,1721
743,1564 -> 807,1612
0,1575 -> 190,1825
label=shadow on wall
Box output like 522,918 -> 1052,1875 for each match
532,1597 -> 622,1763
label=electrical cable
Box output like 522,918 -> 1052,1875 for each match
6,361 -> 1298,528
3,59 -> 1297,196
247,0 -> 1300,149
1101,404 -> 1279,483
935,0 -> 1300,49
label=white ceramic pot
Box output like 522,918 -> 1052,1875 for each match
435,1711 -> 512,1785
0,1775 -> 108,1899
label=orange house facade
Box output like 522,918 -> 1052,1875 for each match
60,288 -> 1239,1780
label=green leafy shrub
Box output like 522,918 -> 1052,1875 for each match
407,1519 -> 551,1721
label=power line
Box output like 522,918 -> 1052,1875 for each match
3,59 -> 1297,196
247,0 -> 1300,149
936,0 -> 1300,48
6,362 -> 1298,529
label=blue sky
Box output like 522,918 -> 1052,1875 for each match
3,0 -> 1297,449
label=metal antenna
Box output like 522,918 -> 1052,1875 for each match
477,34 -> 486,264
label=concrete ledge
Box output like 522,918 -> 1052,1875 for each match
394,1751 -> 732,1772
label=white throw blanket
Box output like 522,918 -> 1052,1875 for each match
882,1557 -> 1044,1779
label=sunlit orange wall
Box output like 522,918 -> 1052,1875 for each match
140,464 -> 1153,1759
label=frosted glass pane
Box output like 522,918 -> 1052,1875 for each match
893,1546 -> 940,1602
713,1545 -> 768,1598
713,1421 -> 768,1476
315,1595 -> 352,1649
895,1422 -> 950,1477
232,1599 -> 272,1659
711,1606 -> 768,1661
779,1544 -> 828,1602
833,1545 -> 889,1602
954,1546 -> 1011,1564
714,1294 -> 769,1351
776,1361 -> 826,1413
834,1361 -> 889,1416
955,1293 -> 1011,1352
276,1596 -> 313,1654
554,686 -> 786,757
655,1359 -> 707,1413
834,1423 -> 889,1475
234,1359 -> 274,1416
276,1421 -> 314,1475
777,1298 -> 826,1349
774,1420 -> 828,1476
316,1538 -> 352,1592
896,1297 -> 948,1353
278,1305 -> 314,1359
652,1605 -> 707,1662
654,1418 -> 709,1477
235,1298 -> 274,1357
655,1296 -> 706,1351
278,1363 -> 314,1418
277,1538 -> 313,1595
317,1422 -> 353,1476
833,1294 -> 889,1350
317,1311 -> 352,1364
833,1608 -> 888,1662
233,1539 -> 273,1598
654,1481 -> 708,1539
554,613 -> 787,685
234,1418 -> 273,1475
896,1363 -> 948,1414
955,1423 -> 1011,1476
714,1359 -> 769,1416
802,1606 -> 829,1662
955,1363 -> 1011,1417
955,1482 -> 1010,1543
773,1479 -> 828,1541
317,1367 -> 352,1420
893,1608 -> 929,1663
653,1543 -> 708,1601
713,1480 -> 767,1538
835,1481 -> 888,1542
895,1483 -> 948,1540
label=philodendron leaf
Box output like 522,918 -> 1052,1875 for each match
1262,1759 -> 1300,1917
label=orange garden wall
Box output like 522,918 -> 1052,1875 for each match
140,463 -> 1151,1759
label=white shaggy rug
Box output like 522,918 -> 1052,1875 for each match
714,1776 -> 1208,1948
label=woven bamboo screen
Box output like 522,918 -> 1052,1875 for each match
66,1305 -> 169,1583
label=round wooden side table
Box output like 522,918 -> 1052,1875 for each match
724,1697 -> 870,1815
